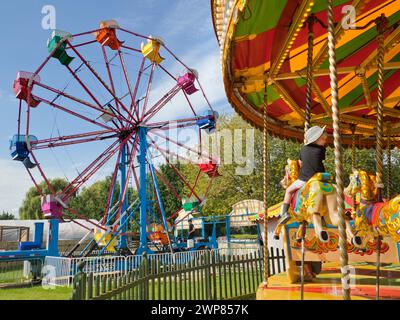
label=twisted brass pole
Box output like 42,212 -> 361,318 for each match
375,14 -> 387,203
327,0 -> 350,300
263,79 -> 269,286
387,127 -> 392,199
350,124 -> 357,170
375,14 -> 387,301
350,125 -> 357,218
305,15 -> 315,134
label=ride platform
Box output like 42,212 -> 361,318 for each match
257,262 -> 400,300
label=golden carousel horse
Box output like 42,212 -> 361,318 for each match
274,160 -> 362,247
345,169 -> 400,243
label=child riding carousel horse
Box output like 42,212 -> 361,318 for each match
279,126 -> 328,225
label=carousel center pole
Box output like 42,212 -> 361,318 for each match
327,0 -> 350,300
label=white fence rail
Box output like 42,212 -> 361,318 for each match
43,248 -> 265,287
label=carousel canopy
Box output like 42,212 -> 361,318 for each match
211,0 -> 400,148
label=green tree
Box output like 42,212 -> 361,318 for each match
157,162 -> 185,217
0,211 -> 15,220
69,176 -> 128,221
194,113 -> 400,215
19,179 -> 69,220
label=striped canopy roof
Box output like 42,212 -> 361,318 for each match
211,0 -> 400,148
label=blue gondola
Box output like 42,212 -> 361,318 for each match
197,111 -> 219,134
9,134 -> 38,168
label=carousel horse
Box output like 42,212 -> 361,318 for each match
345,169 -> 400,243
274,159 -> 362,247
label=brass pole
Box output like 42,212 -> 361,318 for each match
386,126 -> 392,199
304,14 -> 315,134
327,0 -> 350,300
374,14 -> 388,301
263,78 -> 269,286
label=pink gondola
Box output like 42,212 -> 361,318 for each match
177,72 -> 199,95
41,195 -> 63,220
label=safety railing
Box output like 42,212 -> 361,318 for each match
44,247 -> 285,289
70,247 -> 286,300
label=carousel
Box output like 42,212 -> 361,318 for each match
211,0 -> 400,300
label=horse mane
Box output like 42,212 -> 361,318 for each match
354,170 -> 378,201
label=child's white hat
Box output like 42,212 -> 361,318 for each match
304,126 -> 326,145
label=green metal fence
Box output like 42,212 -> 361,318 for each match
71,248 -> 285,300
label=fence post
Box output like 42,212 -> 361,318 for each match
205,251 -> 212,300
71,261 -> 86,300
211,251 -> 217,300
144,253 -> 149,300
87,273 -> 94,299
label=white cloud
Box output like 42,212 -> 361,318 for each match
0,159 -> 33,217
145,39 -> 226,123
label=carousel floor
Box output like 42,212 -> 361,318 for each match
257,262 -> 400,300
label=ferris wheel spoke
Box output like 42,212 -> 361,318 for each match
61,139 -> 121,199
29,151 -> 57,195
127,140 -> 140,191
120,45 -> 141,53
32,94 -> 118,132
156,65 -> 197,116
114,135 -> 140,222
101,146 -> 123,225
153,166 -> 182,202
71,29 -> 103,38
162,43 -> 214,113
131,57 -> 146,119
172,173 -> 215,227
31,129 -> 117,150
66,40 -> 136,123
189,169 -> 202,198
146,116 -> 202,125
149,139 -> 193,164
63,65 -> 132,125
182,91 -> 198,116
117,50 -> 138,122
25,166 -> 45,197
149,122 -> 198,131
101,46 -> 122,115
117,28 -> 153,42
64,208 -> 107,231
139,62 -> 156,120
142,84 -> 182,123
148,139 -> 201,202
65,40 -> 98,50
146,114 -> 208,130
34,81 -> 121,122
158,64 -> 177,82
149,130 -> 213,162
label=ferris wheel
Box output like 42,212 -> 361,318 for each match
11,20 -> 220,256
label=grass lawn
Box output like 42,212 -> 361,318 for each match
231,234 -> 258,239
0,269 -> 24,284
0,286 -> 73,300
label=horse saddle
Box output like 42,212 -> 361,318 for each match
290,172 -> 334,211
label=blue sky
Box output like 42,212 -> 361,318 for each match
0,0 -> 231,217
